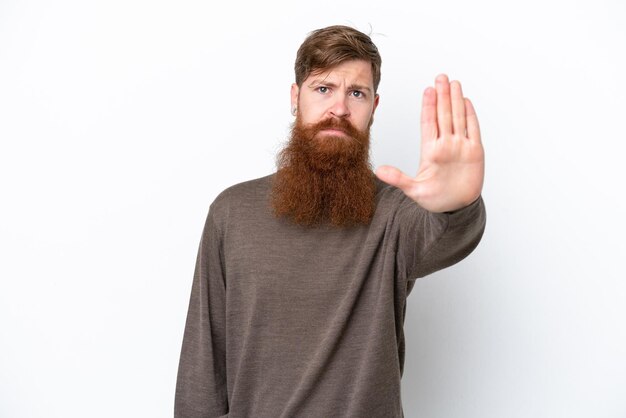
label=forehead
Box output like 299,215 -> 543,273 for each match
305,59 -> 374,87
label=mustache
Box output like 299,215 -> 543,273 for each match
306,118 -> 364,143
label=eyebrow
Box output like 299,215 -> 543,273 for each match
307,80 -> 372,94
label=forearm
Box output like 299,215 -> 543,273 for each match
410,195 -> 486,279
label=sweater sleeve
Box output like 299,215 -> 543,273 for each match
398,195 -> 487,280
175,207 -> 229,418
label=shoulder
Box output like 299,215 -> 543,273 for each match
208,173 -> 275,223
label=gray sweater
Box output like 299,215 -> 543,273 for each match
175,174 -> 486,417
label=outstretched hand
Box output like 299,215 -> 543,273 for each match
375,74 -> 485,213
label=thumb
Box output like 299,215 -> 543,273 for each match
375,165 -> 414,193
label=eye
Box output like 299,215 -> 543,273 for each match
351,90 -> 364,98
316,86 -> 329,94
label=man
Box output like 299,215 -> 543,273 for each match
175,25 -> 486,418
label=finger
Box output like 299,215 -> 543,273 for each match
464,98 -> 481,142
435,74 -> 452,137
420,87 -> 437,140
450,80 -> 466,136
375,165 -> 414,192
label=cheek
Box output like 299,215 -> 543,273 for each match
356,110 -> 374,130
299,105 -> 326,124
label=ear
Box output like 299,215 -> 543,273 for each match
372,94 -> 380,115
290,83 -> 299,110
368,94 -> 380,129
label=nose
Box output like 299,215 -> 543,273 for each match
328,95 -> 350,118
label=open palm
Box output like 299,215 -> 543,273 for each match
376,74 -> 485,213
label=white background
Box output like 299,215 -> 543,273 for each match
1,0 -> 625,417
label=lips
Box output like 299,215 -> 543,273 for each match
320,128 -> 347,137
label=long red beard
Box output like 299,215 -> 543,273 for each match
271,116 -> 376,227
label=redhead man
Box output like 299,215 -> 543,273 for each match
175,25 -> 486,418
